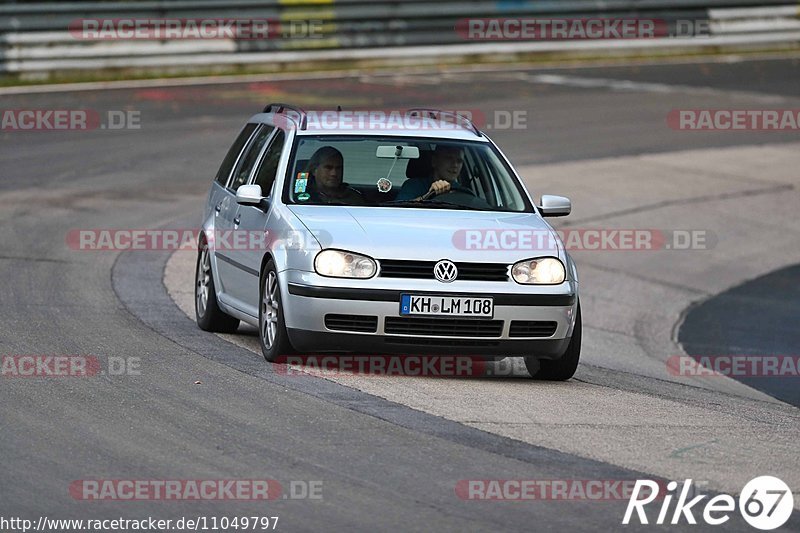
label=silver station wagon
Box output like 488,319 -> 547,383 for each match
195,104 -> 581,379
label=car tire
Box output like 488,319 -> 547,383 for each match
195,238 -> 240,333
526,302 -> 581,381
259,259 -> 294,363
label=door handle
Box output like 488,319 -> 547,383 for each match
215,202 -> 223,214
233,215 -> 241,228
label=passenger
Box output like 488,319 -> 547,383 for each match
305,147 -> 365,205
395,145 -> 467,201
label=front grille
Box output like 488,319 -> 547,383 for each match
378,260 -> 508,282
384,337 -> 499,347
324,314 -> 378,333
384,317 -> 503,337
508,320 -> 558,338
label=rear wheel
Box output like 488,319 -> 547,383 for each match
259,260 -> 293,362
195,239 -> 240,333
526,303 -> 581,381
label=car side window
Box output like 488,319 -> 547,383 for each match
253,130 -> 286,196
215,123 -> 257,186
229,125 -> 275,191
463,147 -> 494,203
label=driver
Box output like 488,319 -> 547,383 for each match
305,146 -> 365,205
395,145 -> 467,201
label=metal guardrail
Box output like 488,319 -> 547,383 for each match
0,1 -> 798,74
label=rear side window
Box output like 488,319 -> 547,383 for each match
214,123 -> 257,185
254,131 -> 286,196
229,125 -> 275,191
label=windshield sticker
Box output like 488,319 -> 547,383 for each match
297,192 -> 311,202
295,172 -> 309,193
377,177 -> 393,193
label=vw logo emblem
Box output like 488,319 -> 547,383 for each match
433,260 -> 458,283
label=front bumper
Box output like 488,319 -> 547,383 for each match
287,328 -> 571,357
281,270 -> 578,357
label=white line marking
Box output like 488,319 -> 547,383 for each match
519,73 -> 788,103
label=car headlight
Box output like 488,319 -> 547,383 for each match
314,249 -> 377,279
511,257 -> 566,284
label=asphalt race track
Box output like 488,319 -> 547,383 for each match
1,56 -> 799,531
681,264 -> 800,407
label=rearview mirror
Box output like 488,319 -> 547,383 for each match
236,184 -> 267,208
538,195 -> 571,217
376,145 -> 420,159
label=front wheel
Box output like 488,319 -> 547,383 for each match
259,260 -> 293,362
526,303 -> 581,381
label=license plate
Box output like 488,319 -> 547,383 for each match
400,295 -> 494,317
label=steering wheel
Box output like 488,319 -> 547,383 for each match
434,189 -> 492,210
427,184 -> 476,200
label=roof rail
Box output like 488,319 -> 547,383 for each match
263,102 -> 307,130
406,108 -> 481,137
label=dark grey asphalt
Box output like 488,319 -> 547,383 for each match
680,264 -> 800,408
535,56 -> 800,98
1,56 -> 798,531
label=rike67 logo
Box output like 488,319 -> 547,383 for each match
623,477 -> 794,530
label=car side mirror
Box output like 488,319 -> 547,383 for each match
538,195 -> 571,217
236,184 -> 267,208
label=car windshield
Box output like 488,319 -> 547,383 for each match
284,136 -> 532,212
